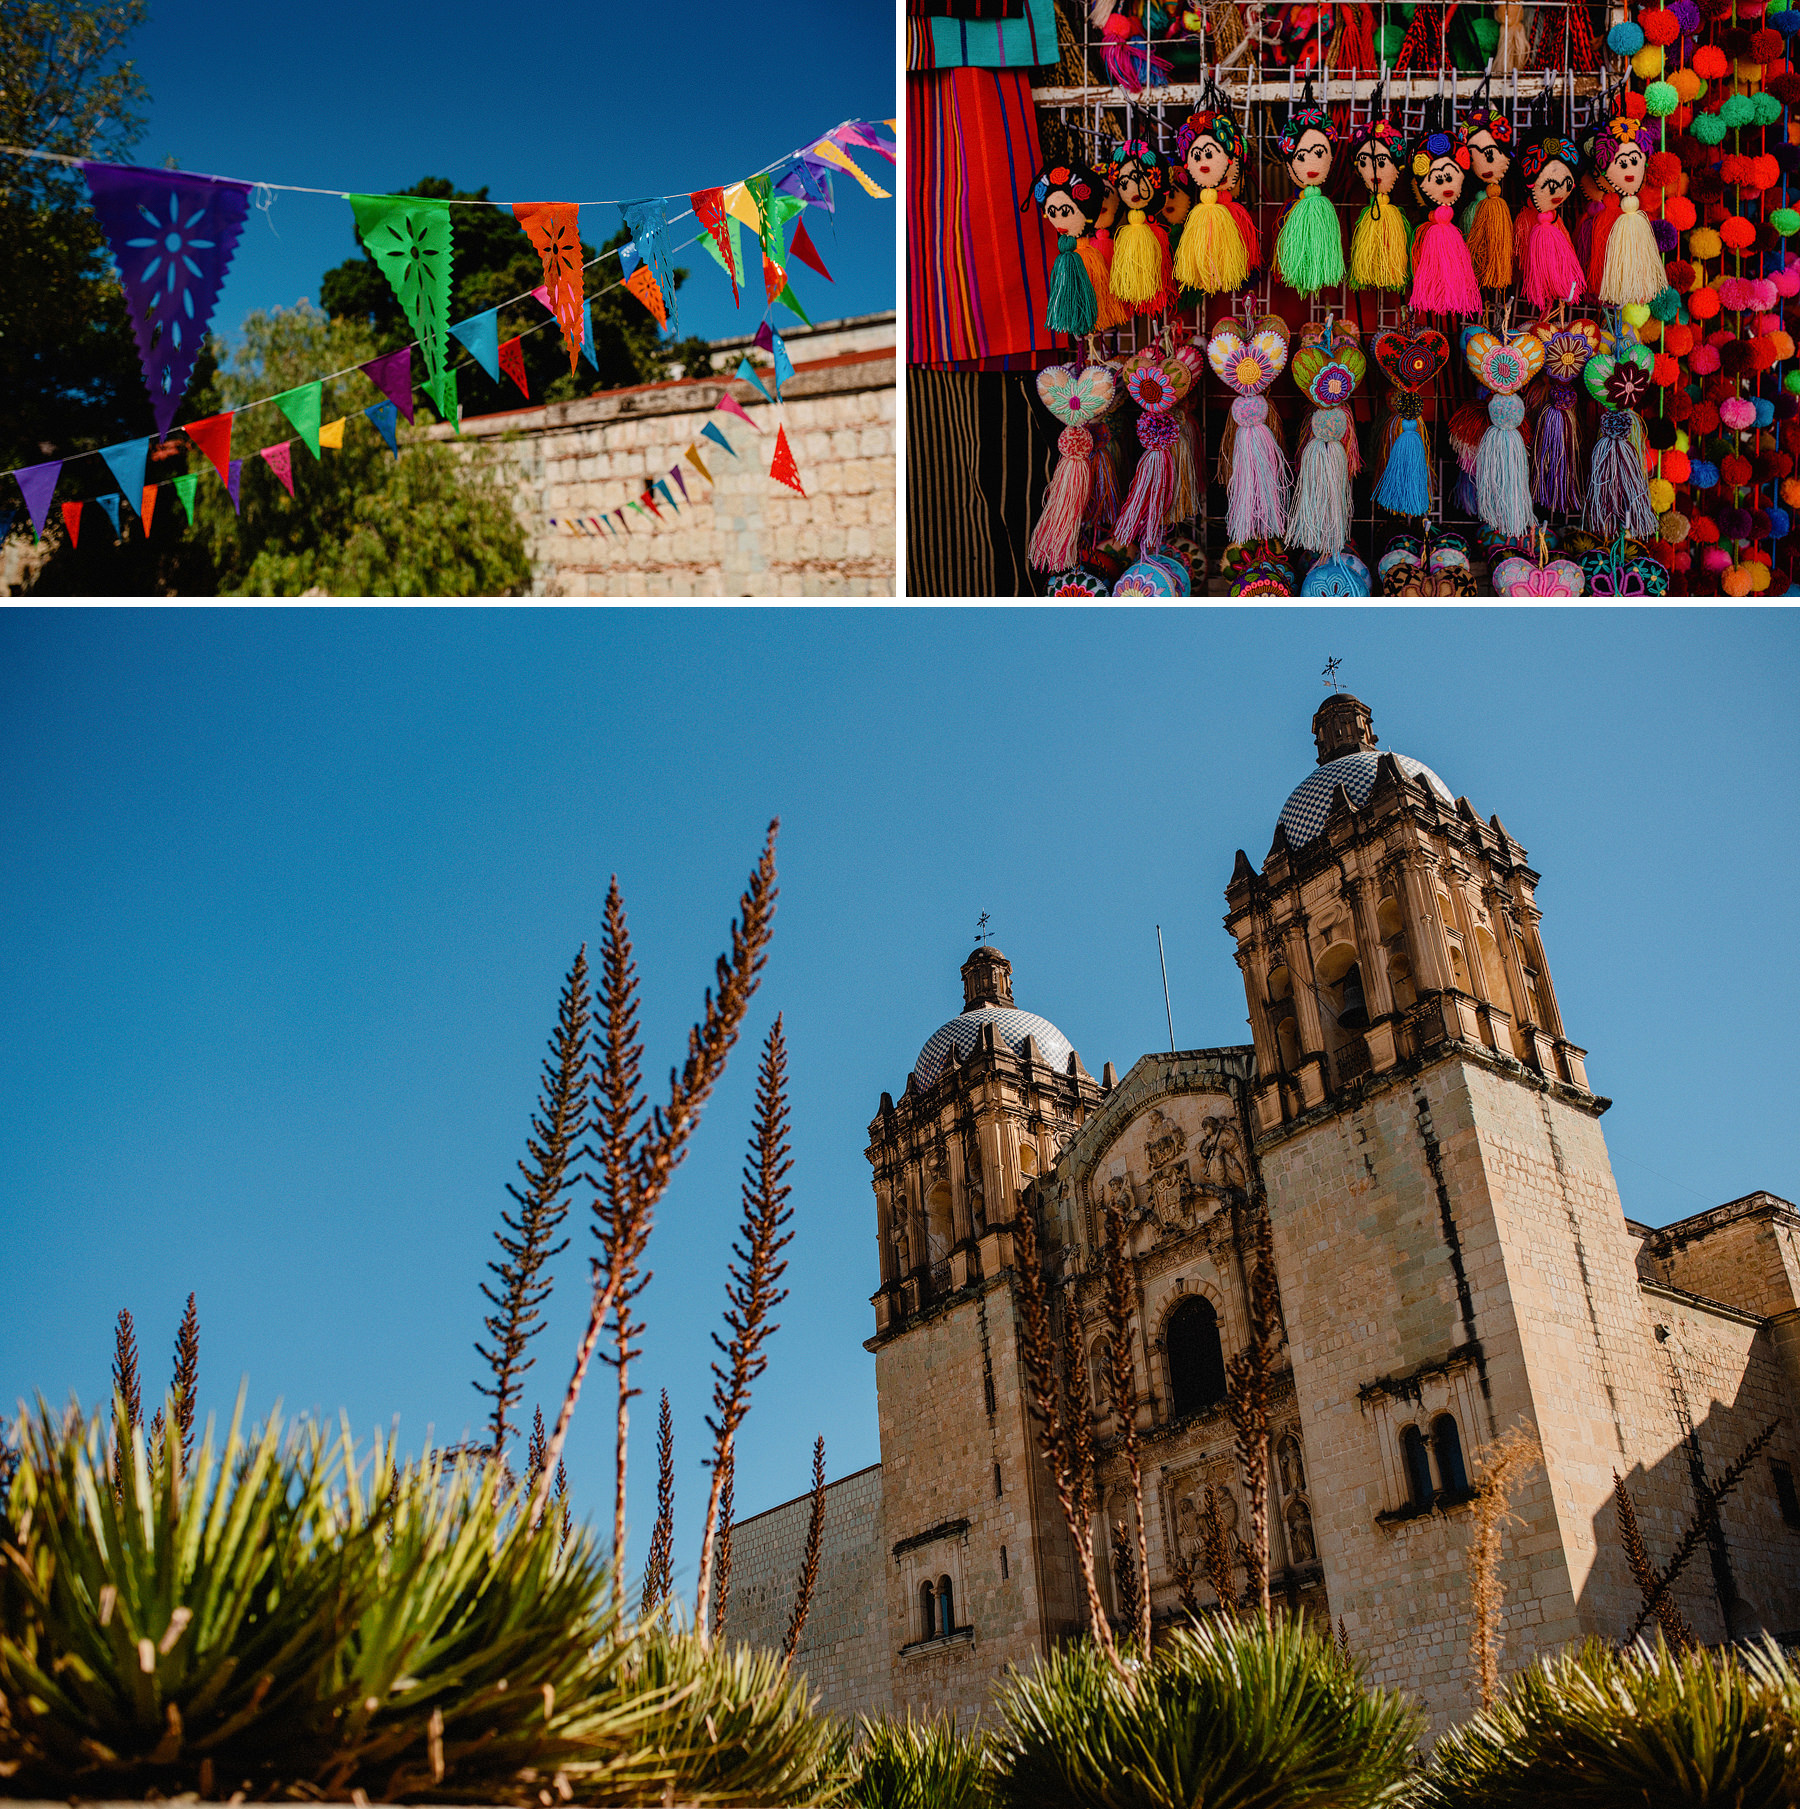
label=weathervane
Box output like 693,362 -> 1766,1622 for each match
975,911 -> 991,945
1322,655 -> 1344,692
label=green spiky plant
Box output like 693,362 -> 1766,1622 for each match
1416,1636 -> 1800,1809
848,1712 -> 989,1809
988,1615 -> 1421,1809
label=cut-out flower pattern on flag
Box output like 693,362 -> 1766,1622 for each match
498,336 -> 529,399
621,199 -> 677,333
691,189 -> 737,305
82,164 -> 252,440
770,424 -> 806,496
514,202 -> 585,372
349,194 -> 455,416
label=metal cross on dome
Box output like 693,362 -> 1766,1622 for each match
975,912 -> 991,945
1322,656 -> 1344,692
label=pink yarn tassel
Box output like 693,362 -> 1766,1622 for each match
1410,206 -> 1483,316
1519,208 -> 1587,309
1226,396 -> 1290,541
1028,425 -> 1097,573
1089,420 -> 1121,531
1114,412 -> 1181,551
1100,17 -> 1172,92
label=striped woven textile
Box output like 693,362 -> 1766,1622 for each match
907,67 -> 1060,368
906,367 -> 1057,597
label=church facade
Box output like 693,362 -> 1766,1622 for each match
723,694 -> 1800,1731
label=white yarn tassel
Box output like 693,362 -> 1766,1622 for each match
1287,407 -> 1352,554
1474,394 -> 1537,536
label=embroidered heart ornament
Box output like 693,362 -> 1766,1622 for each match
1373,328 -> 1450,392
1292,343 -> 1367,407
1207,325 -> 1289,395
1037,363 -> 1117,426
1496,557 -> 1585,595
1464,331 -> 1546,395
1126,362 -> 1184,413
1582,342 -> 1655,408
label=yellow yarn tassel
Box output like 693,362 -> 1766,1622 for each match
1348,192 -> 1411,292
1467,185 -> 1513,289
1076,235 -> 1130,329
1111,208 -> 1161,306
1599,198 -> 1667,307
1174,187 -> 1247,294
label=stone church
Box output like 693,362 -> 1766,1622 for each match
724,693 -> 1800,1730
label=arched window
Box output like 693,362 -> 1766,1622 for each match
1401,1425 -> 1434,1509
1166,1296 -> 1227,1419
937,1575 -> 955,1637
1433,1414 -> 1468,1495
919,1580 -> 937,1640
1276,1015 -> 1301,1072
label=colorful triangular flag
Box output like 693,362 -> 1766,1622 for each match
514,201 -> 585,372
621,254 -> 668,328
171,473 -> 199,524
362,347 -> 415,422
701,420 -> 736,458
185,414 -> 233,485
349,194 -> 454,410
670,464 -> 688,501
723,181 -> 762,235
99,438 -> 149,520
716,392 -> 762,432
451,309 -> 501,382
753,321 -> 775,354
691,188 -> 738,305
429,365 -> 459,432
627,498 -> 647,520
365,400 -> 400,456
61,500 -> 83,547
139,485 -> 158,535
774,280 -> 812,326
832,120 -> 899,163
641,486 -> 663,519
95,493 -> 122,535
260,440 -> 296,496
790,216 -> 833,283
685,444 -> 713,484
319,418 -> 345,450
226,459 -> 243,515
276,382 -> 322,459
654,478 -> 676,511
736,357 -> 775,405
809,137 -> 890,198
14,460 -> 63,540
621,199 -> 678,333
771,331 -> 796,396
761,249 -> 786,307
770,424 -> 806,497
498,336 -> 529,399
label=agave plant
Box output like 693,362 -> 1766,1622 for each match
989,1615 -> 1421,1809
1416,1636 -> 1800,1809
848,1711 -> 989,1809
0,1391 -> 681,1802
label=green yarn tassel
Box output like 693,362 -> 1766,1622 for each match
1046,233 -> 1098,335
1275,185 -> 1345,295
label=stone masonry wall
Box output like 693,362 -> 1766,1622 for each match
426,314 -> 894,597
720,1463 -> 891,1724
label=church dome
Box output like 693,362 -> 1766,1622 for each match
1279,751 -> 1453,847
915,1007 -> 1074,1090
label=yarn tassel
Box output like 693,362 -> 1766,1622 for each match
1596,200 -> 1666,308
1349,194 -> 1411,291
1223,195 -> 1264,277
1410,207 -> 1483,315
1517,207 -> 1588,308
1287,407 -> 1353,554
1028,424 -> 1098,572
1467,186 -> 1514,289
1532,381 -> 1586,513
1475,394 -> 1536,534
1088,419 -> 1122,531
1226,396 -> 1291,541
1076,235 -> 1130,329
1046,235 -> 1098,336
1171,407 -> 1200,521
1175,188 -> 1250,294
1100,16 -> 1172,92
1114,411 -> 1182,550
1585,409 -> 1658,539
1274,184 -> 1346,294
1374,400 -> 1433,515
1111,210 -> 1164,310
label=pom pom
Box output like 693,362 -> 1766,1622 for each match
1755,26 -> 1787,56
1720,215 -> 1758,251
1756,312 -> 1784,335
1718,277 -> 1749,313
1690,108 -> 1729,142
1652,352 -> 1680,384
1778,450 -> 1796,476
1669,387 -> 1695,421
1647,477 -> 1676,512
1695,42 -> 1730,74
1665,321 -> 1696,354
1678,0 -> 1707,25
1623,301 -> 1653,328
1774,6 -> 1800,29
1633,42 -> 1666,74
1722,452 -> 1755,482
1643,5 -> 1682,39
1673,67 -> 1706,101
1776,331 -> 1798,357
1625,88 -> 1649,117
1752,507 -> 1775,535
1752,278 -> 1778,310
1774,209 -> 1800,238
1608,18 -> 1645,51
1723,563 -> 1754,592
1772,505 -> 1792,535
1756,450 -> 1784,480
1748,561 -> 1773,589
1668,259 -> 1696,290
1777,395 -> 1799,420
1652,218 -> 1680,252
1752,89 -> 1787,122
1785,478 -> 1800,506
1647,416 -> 1679,449
1721,92 -> 1757,126
1719,507 -> 1753,539
1647,152 -> 1684,190
1752,336 -> 1782,370
1722,152 -> 1751,186
1665,448 -> 1694,481
1724,23 -> 1753,52
1757,397 -> 1779,426
1692,517 -> 1722,544
1649,284 -> 1682,320
1720,395 -> 1758,428
1661,509 -> 1693,542
1692,458 -> 1722,487
1690,227 -> 1724,261
1691,342 -> 1724,372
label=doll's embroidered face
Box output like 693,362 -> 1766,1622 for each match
1113,155 -> 1160,210
1603,143 -> 1647,196
1041,180 -> 1097,237
1355,140 -> 1400,195
1416,154 -> 1465,207
1465,130 -> 1511,184
1186,133 -> 1234,190
1288,128 -> 1334,188
1530,157 -> 1577,213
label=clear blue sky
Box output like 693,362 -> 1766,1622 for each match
122,0 -> 895,352
3,608 -> 1795,1611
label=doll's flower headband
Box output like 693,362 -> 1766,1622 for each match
1176,108 -> 1242,162
1030,160 -> 1106,211
1409,128 -> 1456,178
1455,105 -> 1515,152
1519,136 -> 1580,182
1277,104 -> 1336,159
1594,114 -> 1654,168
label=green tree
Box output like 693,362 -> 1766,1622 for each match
318,180 -> 715,407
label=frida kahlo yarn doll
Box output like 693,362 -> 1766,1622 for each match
1456,101 -> 1516,289
1172,108 -> 1261,294
1514,135 -> 1587,308
1408,125 -> 1483,315
1273,88 -> 1346,294
1030,158 -> 1128,336
1106,140 -> 1178,315
1587,114 -> 1666,306
1346,116 -> 1411,291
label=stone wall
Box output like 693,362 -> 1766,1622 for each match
427,313 -> 895,597
719,1462 -> 892,1724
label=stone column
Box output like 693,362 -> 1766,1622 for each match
1346,875 -> 1398,1072
1234,940 -> 1280,1073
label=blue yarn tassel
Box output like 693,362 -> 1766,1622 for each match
1046,234 -> 1098,336
1375,415 -> 1431,516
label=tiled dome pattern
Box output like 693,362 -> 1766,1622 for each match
1278,752 -> 1454,847
915,1007 -> 1074,1089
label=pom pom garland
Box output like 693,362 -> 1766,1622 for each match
1643,6 -> 1682,40
1608,19 -> 1646,52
